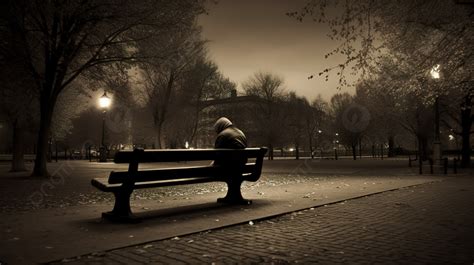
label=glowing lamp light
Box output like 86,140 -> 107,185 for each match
289,148 -> 294,152
99,92 -> 111,109
430,64 -> 441,79
185,141 -> 189,149
318,130 -> 322,134
448,135 -> 455,141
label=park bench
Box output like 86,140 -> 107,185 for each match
91,147 -> 267,222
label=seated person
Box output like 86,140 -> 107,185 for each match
213,117 -> 247,167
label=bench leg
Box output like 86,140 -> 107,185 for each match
102,189 -> 141,223
217,178 -> 251,205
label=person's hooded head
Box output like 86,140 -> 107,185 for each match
214,117 -> 233,134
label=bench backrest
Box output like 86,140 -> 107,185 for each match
110,148 -> 268,183
114,148 -> 265,163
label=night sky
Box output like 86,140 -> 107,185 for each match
198,0 -> 356,101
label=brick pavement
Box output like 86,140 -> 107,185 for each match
51,176 -> 474,265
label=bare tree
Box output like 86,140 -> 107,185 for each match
0,23 -> 37,171
306,95 -> 328,159
330,93 -> 364,160
284,92 -> 309,159
355,79 -> 402,157
1,0 -> 206,176
138,25 -> 206,148
291,0 -> 473,166
243,72 -> 286,159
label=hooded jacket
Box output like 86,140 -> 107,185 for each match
213,117 -> 247,149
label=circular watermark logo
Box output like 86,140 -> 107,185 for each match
342,103 -> 371,133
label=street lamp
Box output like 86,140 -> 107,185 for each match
430,64 -> 441,163
98,91 -> 111,162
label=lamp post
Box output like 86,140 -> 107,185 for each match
98,91 -> 111,162
430,64 -> 441,163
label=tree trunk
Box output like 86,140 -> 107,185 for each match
189,110 -> 200,146
32,89 -> 60,177
387,135 -> 395,157
380,143 -> 384,160
460,95 -> 471,168
352,144 -> 357,160
189,76 -> 208,146
11,122 -> 26,172
32,104 -> 54,177
47,137 -> 52,162
268,143 -> 274,160
295,143 -> 299,160
417,135 -> 429,161
154,121 -> 164,149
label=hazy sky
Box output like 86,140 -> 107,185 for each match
198,0 -> 356,101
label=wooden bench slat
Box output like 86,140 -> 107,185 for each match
108,163 -> 257,184
114,148 -> 265,163
91,178 -> 114,191
92,176 -> 222,192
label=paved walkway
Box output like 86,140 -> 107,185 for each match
49,176 -> 474,265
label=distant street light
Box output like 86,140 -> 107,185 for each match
431,64 -> 441,163
316,129 -> 323,159
430,64 -> 441,79
333,131 -> 339,160
98,91 -> 111,162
